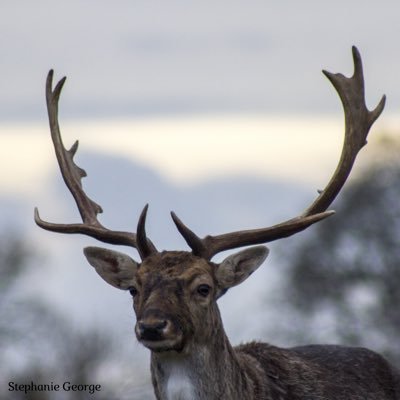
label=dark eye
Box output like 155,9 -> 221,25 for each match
128,286 -> 138,297
197,284 -> 211,297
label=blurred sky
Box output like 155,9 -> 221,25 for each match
0,117 -> 362,195
0,0 -> 399,120
1,0 -> 399,193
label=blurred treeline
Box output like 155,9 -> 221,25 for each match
0,235 -> 155,400
274,135 -> 400,368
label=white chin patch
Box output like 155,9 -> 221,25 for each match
166,366 -> 195,400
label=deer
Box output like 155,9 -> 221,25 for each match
35,46 -> 400,400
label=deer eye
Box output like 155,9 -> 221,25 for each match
128,286 -> 138,297
197,284 -> 211,297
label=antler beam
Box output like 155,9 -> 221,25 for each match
34,70 -> 157,257
171,47 -> 386,260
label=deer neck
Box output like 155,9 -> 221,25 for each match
150,323 -> 262,400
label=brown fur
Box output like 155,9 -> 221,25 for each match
85,248 -> 400,400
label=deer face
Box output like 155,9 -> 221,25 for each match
84,246 -> 268,353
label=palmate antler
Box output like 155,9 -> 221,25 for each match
35,47 -> 385,262
34,70 -> 157,260
170,47 -> 386,260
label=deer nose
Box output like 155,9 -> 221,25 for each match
136,319 -> 168,341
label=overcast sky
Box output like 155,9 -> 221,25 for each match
1,1 -> 399,120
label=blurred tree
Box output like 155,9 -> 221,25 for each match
282,140 -> 400,367
0,233 -> 130,400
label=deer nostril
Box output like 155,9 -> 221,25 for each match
158,320 -> 168,330
138,319 -> 168,339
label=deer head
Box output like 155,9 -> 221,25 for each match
83,245 -> 267,352
35,47 -> 385,356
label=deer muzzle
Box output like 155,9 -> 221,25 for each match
135,311 -> 184,352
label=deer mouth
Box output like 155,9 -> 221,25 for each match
138,329 -> 185,352
139,336 -> 185,353
135,319 -> 184,352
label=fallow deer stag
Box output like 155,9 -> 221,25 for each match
35,47 -> 400,400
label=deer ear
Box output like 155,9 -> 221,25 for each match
83,246 -> 139,290
215,246 -> 269,292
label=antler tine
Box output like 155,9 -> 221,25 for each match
172,47 -> 385,260
35,70 -> 157,258
170,211 -> 207,256
137,204 -> 158,259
